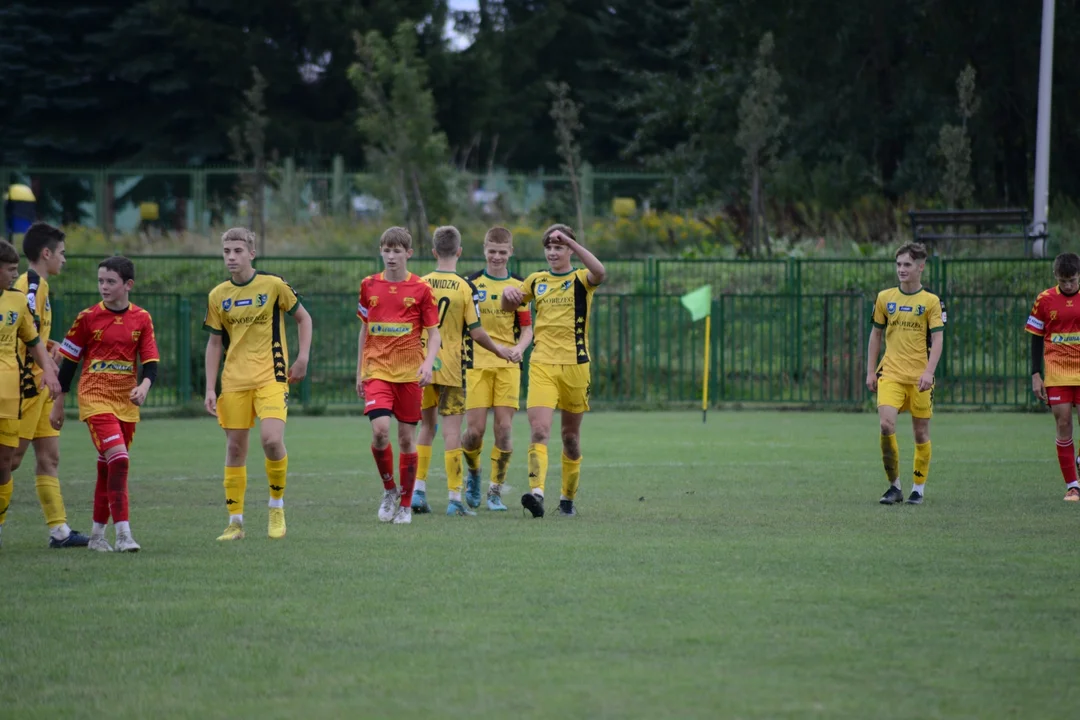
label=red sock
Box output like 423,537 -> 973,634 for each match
372,444 -> 395,490
93,455 -> 110,524
1057,439 -> 1078,484
399,452 -> 418,508
107,452 -> 130,522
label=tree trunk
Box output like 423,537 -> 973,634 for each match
745,162 -> 761,257
758,171 -> 772,258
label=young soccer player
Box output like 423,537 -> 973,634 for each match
0,241 -> 62,549
1027,252 -> 1080,500
461,226 -> 533,511
12,223 -> 89,547
413,226 -> 514,516
49,256 -> 159,552
356,226 -> 441,525
866,242 -> 945,505
501,224 -> 605,518
204,228 -> 312,541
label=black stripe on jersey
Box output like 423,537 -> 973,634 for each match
256,270 -> 303,303
20,277 -> 40,398
271,302 -> 287,383
465,269 -> 483,282
25,269 -> 41,324
573,275 -> 589,364
462,277 -> 479,373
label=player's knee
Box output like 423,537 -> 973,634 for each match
225,438 -> 247,463
262,437 -> 285,458
494,423 -> 512,448
879,418 -> 896,435
561,431 -> 581,457
530,426 -> 550,444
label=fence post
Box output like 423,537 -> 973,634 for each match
331,154 -> 346,218
178,296 -> 192,404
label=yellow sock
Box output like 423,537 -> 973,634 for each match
0,481 -> 11,525
35,475 -> 67,529
224,466 -> 247,517
561,454 -> 582,500
528,443 -> 548,495
913,441 -> 931,486
491,447 -> 512,486
266,455 -> 287,501
445,449 -> 464,494
463,444 -> 483,474
417,444 -> 433,481
880,433 -> 899,482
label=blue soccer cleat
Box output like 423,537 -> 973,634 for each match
486,491 -> 508,511
446,499 -> 476,517
411,490 -> 432,514
50,529 -> 91,548
464,469 -> 482,508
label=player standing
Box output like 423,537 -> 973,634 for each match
49,256 -> 159,552
356,227 -> 441,525
501,224 -> 605,518
1027,252 -> 1080,500
866,242 -> 945,505
204,228 -> 312,541
12,223 -> 89,547
461,227 -> 533,511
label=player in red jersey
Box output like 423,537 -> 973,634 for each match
356,227 -> 441,525
50,257 -> 159,551
1028,252 -> 1080,501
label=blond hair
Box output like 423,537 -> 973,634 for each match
221,227 -> 256,251
380,226 -> 413,251
484,226 -> 513,245
895,242 -> 928,262
432,225 -> 461,258
541,223 -> 576,246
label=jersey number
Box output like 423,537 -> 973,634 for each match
437,297 -> 451,328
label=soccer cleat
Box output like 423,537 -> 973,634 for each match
1065,487 -> 1080,502
87,535 -> 113,552
486,492 -> 508,511
268,507 -> 286,539
879,486 -> 904,505
521,492 -> 545,518
905,491 -> 924,505
446,500 -> 476,517
216,522 -> 245,541
465,469 -> 482,509
392,506 -> 412,525
115,531 -> 141,553
378,489 -> 400,522
50,529 -> 91,548
558,499 -> 577,516
411,490 -> 432,514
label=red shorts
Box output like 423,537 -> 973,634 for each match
87,414 -> 136,454
363,379 -> 422,424
1047,387 -> 1080,406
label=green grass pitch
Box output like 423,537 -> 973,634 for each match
2,411 -> 1079,719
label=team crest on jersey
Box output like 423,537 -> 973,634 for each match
886,302 -> 897,315
1051,310 -> 1058,321
257,293 -> 268,307
222,298 -> 232,311
369,296 -> 379,307
477,290 -> 487,301
915,305 -> 925,316
5,311 -> 17,325
403,297 -> 416,307
131,330 -> 141,342
562,280 -> 573,291
537,283 -> 548,296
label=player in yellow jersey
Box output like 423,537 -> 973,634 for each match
0,240 -> 62,549
461,227 -> 534,511
9,224 -> 88,547
413,226 -> 514,516
866,242 -> 945,506
502,224 -> 605,518
204,228 -> 312,541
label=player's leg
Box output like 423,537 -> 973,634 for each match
392,388 -> 422,524
441,397 -> 473,517
255,383 -> 290,539
522,363 -> 559,517
1049,391 -> 1080,500
486,366 -> 520,511
875,379 -> 904,505
462,369 -> 494,493
905,386 -> 934,505
18,395 -> 86,547
84,418 -> 113,551
88,415 -> 138,551
414,386 -> 440,514
216,390 -> 255,540
554,363 -> 590,516
0,420 -> 19,549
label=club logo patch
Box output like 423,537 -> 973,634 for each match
536,283 -> 548,296
257,294 -> 268,307
477,290 -> 487,302
886,302 -> 897,315
222,299 -> 232,311
915,305 -> 925,316
403,297 -> 416,307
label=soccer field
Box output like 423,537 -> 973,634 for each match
2,411 -> 1078,719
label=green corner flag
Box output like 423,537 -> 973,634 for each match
680,285 -> 712,322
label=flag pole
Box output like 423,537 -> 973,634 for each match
702,314 -> 711,423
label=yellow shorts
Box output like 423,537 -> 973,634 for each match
526,362 -> 591,413
19,392 -> 60,441
218,382 -> 289,429
877,377 -> 933,419
466,367 -> 521,410
421,384 -> 466,416
0,417 -> 20,448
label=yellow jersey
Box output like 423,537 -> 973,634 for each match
466,270 -> 532,369
519,268 -> 598,365
15,270 -> 53,398
872,286 -> 946,384
204,272 -> 302,393
0,289 -> 40,418
422,270 -> 481,387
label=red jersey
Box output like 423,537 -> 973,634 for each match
1026,286 -> 1080,386
357,272 -> 439,384
58,302 -> 160,422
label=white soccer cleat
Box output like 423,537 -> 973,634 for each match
392,506 -> 412,525
88,535 -> 113,552
114,531 -> 141,553
378,489 -> 399,523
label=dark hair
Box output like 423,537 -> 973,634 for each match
22,222 -> 65,262
0,241 -> 18,265
894,242 -> 928,262
99,256 -> 135,283
1054,252 -> 1080,278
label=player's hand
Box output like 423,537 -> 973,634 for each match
1033,374 -> 1048,403
502,286 -> 524,306
288,357 -> 309,384
917,371 -> 934,392
417,363 -> 434,387
204,390 -> 218,416
549,229 -> 572,247
42,373 -> 61,400
356,374 -> 365,399
130,383 -> 149,407
48,342 -> 61,362
507,346 -> 524,363
866,372 -> 878,393
48,402 -> 65,431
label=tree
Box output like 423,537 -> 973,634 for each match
349,22 -> 451,242
735,32 -> 787,257
228,67 -> 272,250
938,64 -> 979,209
547,81 -> 585,233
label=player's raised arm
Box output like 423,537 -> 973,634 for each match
554,230 -> 606,286
289,304 -> 312,383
